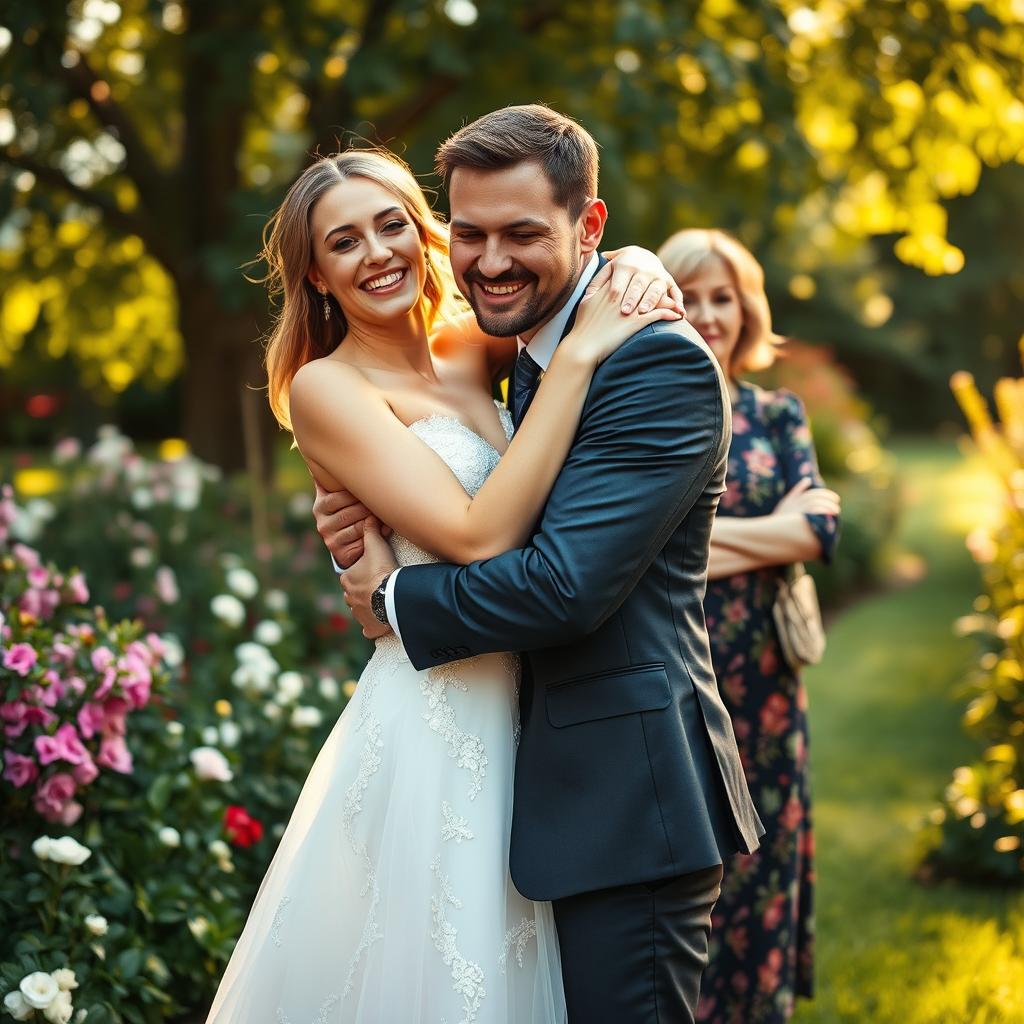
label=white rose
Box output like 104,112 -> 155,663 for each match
187,916 -> 209,939
290,705 -> 322,729
130,488 -> 154,511
231,664 -> 271,692
253,620 -> 283,646
189,746 -> 233,782
161,635 -> 184,668
166,721 -> 184,737
263,702 -> 281,721
43,989 -> 73,1024
208,839 -> 231,859
84,914 -> 108,936
226,567 -> 259,599
235,641 -> 274,667
50,970 -> 77,992
219,721 -> 241,747
47,836 -> 92,866
20,971 -> 59,1009
318,676 -> 339,700
201,726 -> 219,745
3,990 -> 33,1020
265,589 -> 288,612
154,566 -> 179,604
276,671 -> 304,703
210,593 -> 245,628
33,835 -> 54,860
130,547 -> 153,568
158,826 -> 181,848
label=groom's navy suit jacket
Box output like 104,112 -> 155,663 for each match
394,282 -> 763,902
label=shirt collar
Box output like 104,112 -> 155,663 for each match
517,253 -> 601,370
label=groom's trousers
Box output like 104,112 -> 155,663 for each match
552,864 -> 723,1024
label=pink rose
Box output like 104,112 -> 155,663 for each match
101,698 -> 129,737
2,750 -> 39,787
11,543 -> 40,569
27,567 -> 50,589
66,572 -> 89,605
23,705 -> 58,729
3,643 -> 38,677
93,667 -> 117,701
96,736 -> 133,774
73,756 -> 99,786
35,723 -> 90,766
51,640 -> 76,665
77,702 -> 106,740
59,800 -> 84,825
144,633 -> 168,660
90,647 -> 115,673
33,772 -> 77,822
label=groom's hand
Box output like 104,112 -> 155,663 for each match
312,483 -> 392,569
340,523 -> 398,640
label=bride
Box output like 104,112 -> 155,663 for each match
205,147 -> 680,1023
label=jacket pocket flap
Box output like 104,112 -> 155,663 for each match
545,664 -> 671,728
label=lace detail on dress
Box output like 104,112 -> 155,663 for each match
340,715 -> 383,998
440,801 -> 475,843
271,896 -> 291,948
313,994 -> 340,1024
499,917 -> 538,974
422,663 -> 488,800
430,854 -> 486,1024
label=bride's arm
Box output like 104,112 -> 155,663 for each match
290,289 -> 678,566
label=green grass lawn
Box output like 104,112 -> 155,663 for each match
793,438 -> 1024,1024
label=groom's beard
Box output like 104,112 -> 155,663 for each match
462,254 -> 582,339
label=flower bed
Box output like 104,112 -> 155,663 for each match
2,431 -> 368,1021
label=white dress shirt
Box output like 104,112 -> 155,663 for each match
383,253 -> 602,643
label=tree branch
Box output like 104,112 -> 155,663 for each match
0,148 -> 178,273
60,51 -> 168,212
306,0 -> 401,149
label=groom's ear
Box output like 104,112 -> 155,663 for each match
577,198 -> 607,256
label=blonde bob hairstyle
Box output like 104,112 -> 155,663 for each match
260,148 -> 460,430
656,228 -> 783,375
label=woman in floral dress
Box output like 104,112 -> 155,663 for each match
658,230 -> 840,1024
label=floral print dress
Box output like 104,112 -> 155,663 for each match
697,382 -> 838,1024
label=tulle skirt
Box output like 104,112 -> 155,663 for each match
206,637 -> 566,1023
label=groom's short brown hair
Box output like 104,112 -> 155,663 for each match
435,104 -> 599,219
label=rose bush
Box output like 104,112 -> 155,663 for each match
2,432 -> 368,1021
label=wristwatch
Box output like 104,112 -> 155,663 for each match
370,573 -> 391,626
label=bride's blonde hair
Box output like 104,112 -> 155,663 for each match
259,148 -> 459,430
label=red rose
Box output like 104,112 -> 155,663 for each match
224,804 -> 264,848
328,612 -> 349,633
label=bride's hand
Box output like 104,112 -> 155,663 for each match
562,277 -> 683,366
586,246 -> 686,316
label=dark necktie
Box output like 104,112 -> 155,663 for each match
512,349 -> 544,429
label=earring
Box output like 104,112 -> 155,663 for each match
321,290 -> 330,321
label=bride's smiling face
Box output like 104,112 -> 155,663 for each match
307,177 -> 426,327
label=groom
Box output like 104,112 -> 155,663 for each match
317,105 -> 762,1022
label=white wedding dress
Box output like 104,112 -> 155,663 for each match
206,405 -> 566,1024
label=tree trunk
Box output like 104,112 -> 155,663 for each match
178,279 -> 275,475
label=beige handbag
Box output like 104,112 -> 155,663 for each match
773,562 -> 826,670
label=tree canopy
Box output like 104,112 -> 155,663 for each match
1,0 -> 1023,464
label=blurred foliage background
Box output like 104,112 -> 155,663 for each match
2,1 -> 1024,1021
1,0 -> 1023,463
